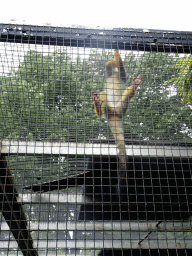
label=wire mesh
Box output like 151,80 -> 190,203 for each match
0,24 -> 192,256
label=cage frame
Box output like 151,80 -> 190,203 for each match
0,23 -> 192,255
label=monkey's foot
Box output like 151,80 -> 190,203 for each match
132,74 -> 144,91
93,92 -> 103,116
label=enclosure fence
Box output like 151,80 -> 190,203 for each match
0,24 -> 192,256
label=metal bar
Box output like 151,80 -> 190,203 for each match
1,221 -> 191,232
1,141 -> 191,158
0,239 -> 191,249
17,193 -> 87,204
16,191 -> 192,205
0,24 -> 191,53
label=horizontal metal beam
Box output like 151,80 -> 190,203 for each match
0,239 -> 191,249
17,193 -> 87,204
1,220 -> 191,250
0,24 -> 191,53
2,220 -> 190,250
20,193 -> 175,206
1,140 -> 191,158
1,221 -> 191,232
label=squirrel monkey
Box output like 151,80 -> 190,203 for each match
93,50 -> 143,201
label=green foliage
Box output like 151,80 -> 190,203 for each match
167,55 -> 192,104
2,49 -> 191,246
0,49 -> 191,143
123,52 -> 192,142
0,50 -> 100,141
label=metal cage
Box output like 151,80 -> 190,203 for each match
0,24 -> 192,256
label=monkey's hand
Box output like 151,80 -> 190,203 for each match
93,92 -> 103,116
131,74 -> 144,92
122,74 -> 144,103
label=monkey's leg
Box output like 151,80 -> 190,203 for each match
93,91 -> 106,116
111,74 -> 144,115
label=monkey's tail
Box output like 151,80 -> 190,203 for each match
108,115 -> 127,170
108,116 -> 128,204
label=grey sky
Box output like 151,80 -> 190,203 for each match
1,0 -> 191,31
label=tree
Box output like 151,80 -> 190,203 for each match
122,52 -> 192,142
167,54 -> 192,104
0,49 -> 191,144
0,49 -> 191,253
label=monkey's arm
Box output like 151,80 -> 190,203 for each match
112,74 -> 144,115
121,74 -> 144,108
